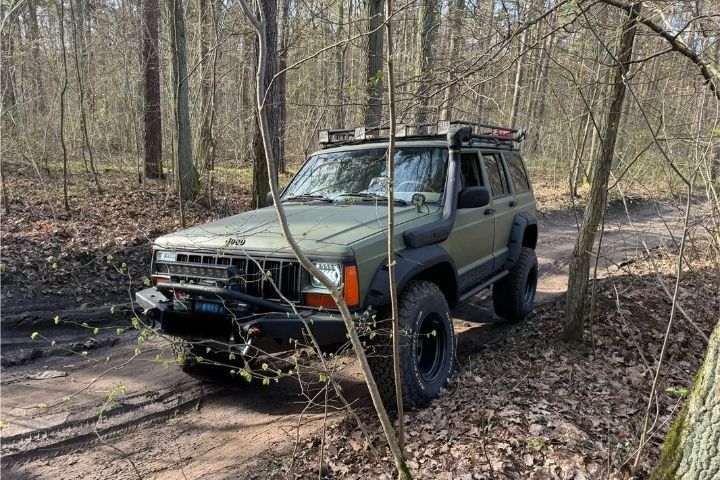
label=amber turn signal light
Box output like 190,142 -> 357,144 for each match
343,265 -> 359,307
304,293 -> 338,309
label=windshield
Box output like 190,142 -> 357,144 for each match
282,147 -> 448,204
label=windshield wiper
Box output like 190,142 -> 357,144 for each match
336,193 -> 408,205
282,194 -> 334,203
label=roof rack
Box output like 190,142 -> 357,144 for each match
318,120 -> 526,148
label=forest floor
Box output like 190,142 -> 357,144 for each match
1,163 -> 716,479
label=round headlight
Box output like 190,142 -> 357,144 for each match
311,262 -> 342,289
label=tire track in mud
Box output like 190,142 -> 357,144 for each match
1,380 -> 222,467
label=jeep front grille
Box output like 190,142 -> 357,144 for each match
154,252 -> 304,303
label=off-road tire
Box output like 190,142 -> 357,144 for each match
175,341 -> 254,384
492,247 -> 538,322
366,280 -> 456,410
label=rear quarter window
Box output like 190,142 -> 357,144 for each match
504,152 -> 531,193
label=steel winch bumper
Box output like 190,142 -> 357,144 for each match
135,286 -> 349,349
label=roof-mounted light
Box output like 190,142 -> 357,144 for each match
437,120 -> 450,135
491,128 -> 512,138
318,130 -> 330,144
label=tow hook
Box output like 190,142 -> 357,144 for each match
144,307 -> 159,328
230,342 -> 253,356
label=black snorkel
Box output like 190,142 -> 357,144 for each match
403,126 -> 472,248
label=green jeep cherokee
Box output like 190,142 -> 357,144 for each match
136,120 -> 538,408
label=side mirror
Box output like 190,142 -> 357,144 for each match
458,186 -> 490,209
266,192 -> 274,206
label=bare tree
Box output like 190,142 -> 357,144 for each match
564,2 -> 641,340
69,0 -> 101,191
195,0 -> 215,175
526,30 -> 555,152
142,0 -> 163,179
168,0 -> 197,207
363,0 -> 384,127
439,0 -> 464,121
57,0 -> 70,213
250,0 -> 281,208
333,0 -> 347,127
508,28 -> 529,128
25,0 -> 46,115
0,2 -> 17,127
385,0 -> 406,454
413,0 -> 438,128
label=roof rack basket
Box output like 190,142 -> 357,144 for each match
318,120 -> 526,148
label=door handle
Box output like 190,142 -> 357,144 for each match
484,208 -> 495,215
509,201 -> 517,207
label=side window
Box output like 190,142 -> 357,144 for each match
460,152 -> 482,188
482,153 -> 509,197
504,152 -> 530,193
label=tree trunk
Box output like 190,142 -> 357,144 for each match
439,0 -> 464,121
363,0 -> 384,127
251,116 -> 269,208
251,0 -> 281,209
142,0 -> 163,178
0,8 -> 17,127
26,0 -> 47,115
334,0 -> 346,128
564,3 -> 641,341
527,31 -> 555,152
508,28 -> 529,128
57,0 -> 70,213
168,0 -> 197,202
413,0 -> 438,129
69,0 -> 102,191
384,0 -> 406,456
474,0 -> 494,119
276,0 -> 289,173
711,44 -> 720,184
196,0 -> 215,175
652,320 -> 720,480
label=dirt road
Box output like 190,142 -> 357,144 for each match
1,199 -> 683,479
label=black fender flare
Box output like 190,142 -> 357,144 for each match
364,244 -> 459,308
504,212 -> 537,270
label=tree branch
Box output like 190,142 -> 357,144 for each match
595,0 -> 720,100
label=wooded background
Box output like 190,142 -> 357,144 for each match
1,0 -> 719,477
2,0 -> 718,208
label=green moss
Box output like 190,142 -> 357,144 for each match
651,362 -> 709,480
651,402 -> 687,480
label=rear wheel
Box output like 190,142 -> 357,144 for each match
367,280 -> 456,410
492,247 -> 538,322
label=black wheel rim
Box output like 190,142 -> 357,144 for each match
415,313 -> 447,384
524,266 -> 537,306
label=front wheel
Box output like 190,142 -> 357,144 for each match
367,281 -> 456,410
492,247 -> 538,322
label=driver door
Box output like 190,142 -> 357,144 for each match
442,151 -> 495,293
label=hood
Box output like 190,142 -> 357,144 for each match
154,203 -> 438,255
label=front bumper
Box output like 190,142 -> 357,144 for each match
135,287 -> 349,350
